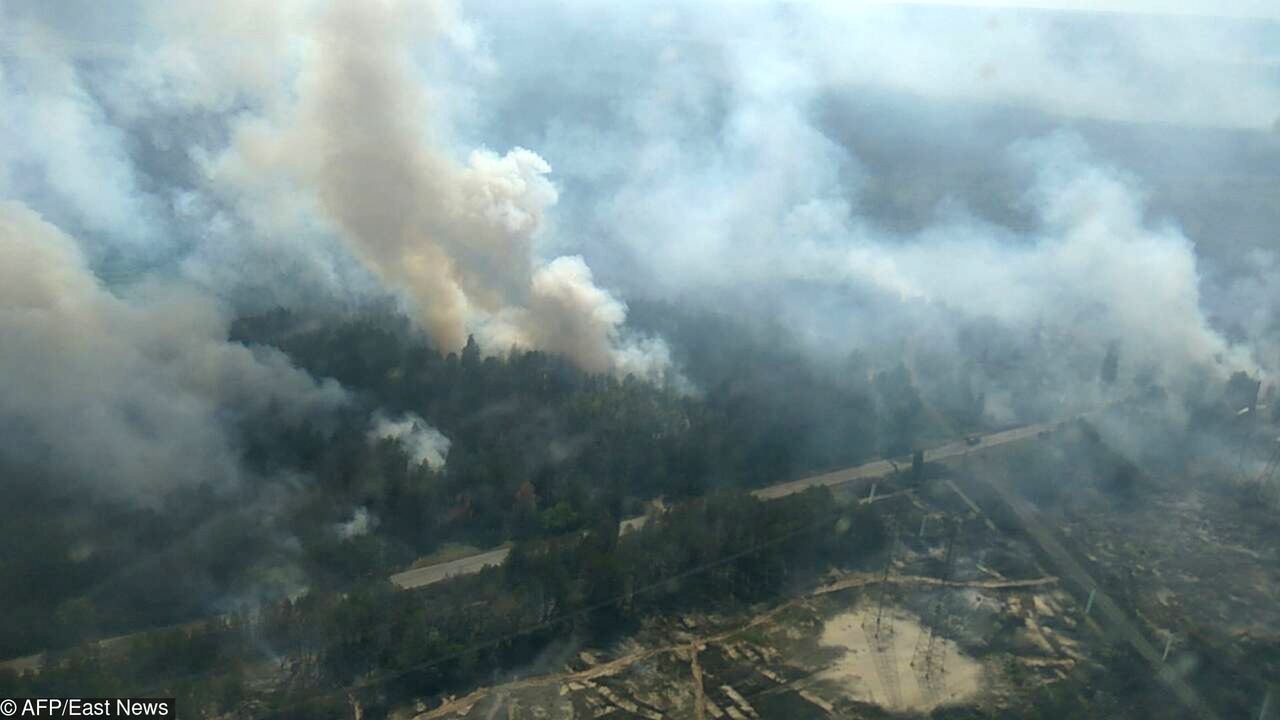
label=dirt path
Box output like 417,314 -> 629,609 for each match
689,645 -> 705,720
413,572 -> 1058,719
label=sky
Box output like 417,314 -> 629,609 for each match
887,0 -> 1280,20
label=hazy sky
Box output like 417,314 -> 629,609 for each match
2,0 -> 1278,499
885,0 -> 1280,19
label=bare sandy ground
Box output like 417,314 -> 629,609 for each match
818,605 -> 983,713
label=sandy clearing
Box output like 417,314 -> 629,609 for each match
818,605 -> 984,713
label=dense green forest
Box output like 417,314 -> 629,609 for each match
0,304 -> 938,661
0,268 -> 1268,719
0,488 -> 887,718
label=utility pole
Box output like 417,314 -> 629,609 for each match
865,518 -> 903,708
913,518 -> 960,704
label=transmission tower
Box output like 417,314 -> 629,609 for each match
864,518 -> 903,708
1256,438 -> 1280,505
912,518 -> 961,704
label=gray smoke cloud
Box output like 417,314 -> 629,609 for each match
1,0 -> 673,380
0,200 -> 345,501
368,412 -> 451,470
3,0 -> 1278,445
198,0 -> 673,378
443,0 -> 1278,421
334,507 -> 377,540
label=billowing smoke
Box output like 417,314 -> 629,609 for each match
200,0 -> 672,378
446,1 -> 1277,422
369,412 -> 451,470
522,256 -> 674,379
769,133 -> 1257,387
0,201 -> 345,501
3,0 -> 1278,451
334,507 -> 377,540
1,0 -> 672,380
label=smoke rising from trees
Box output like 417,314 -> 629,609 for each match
451,0 -> 1276,416
0,201 -> 345,501
368,412 -> 451,470
203,0 -> 673,377
5,2 -> 1280,681
2,0 -> 1278,493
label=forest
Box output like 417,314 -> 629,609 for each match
5,3 -> 1280,718
0,304 -> 927,662
0,487 -> 887,718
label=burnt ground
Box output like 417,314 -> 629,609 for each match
393,422 -> 1280,719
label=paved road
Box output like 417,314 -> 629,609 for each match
1,417 -> 1073,670
753,422 -> 1052,501
390,548 -> 513,589
0,618 -> 209,675
388,517 -> 661,588
392,420 -> 1060,590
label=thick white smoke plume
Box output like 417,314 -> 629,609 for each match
368,412 -> 451,470
1,0 -> 672,380
202,0 -> 671,378
455,1 -> 1275,416
775,134 -> 1257,385
0,201 -> 346,501
3,0 -> 1278,433
334,507 -> 377,540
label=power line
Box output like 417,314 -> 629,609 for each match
125,498 -> 862,716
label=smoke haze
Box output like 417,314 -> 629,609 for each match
369,412 -> 451,470
0,200 -> 346,501
2,0 -> 1279,495
449,1 -> 1278,416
